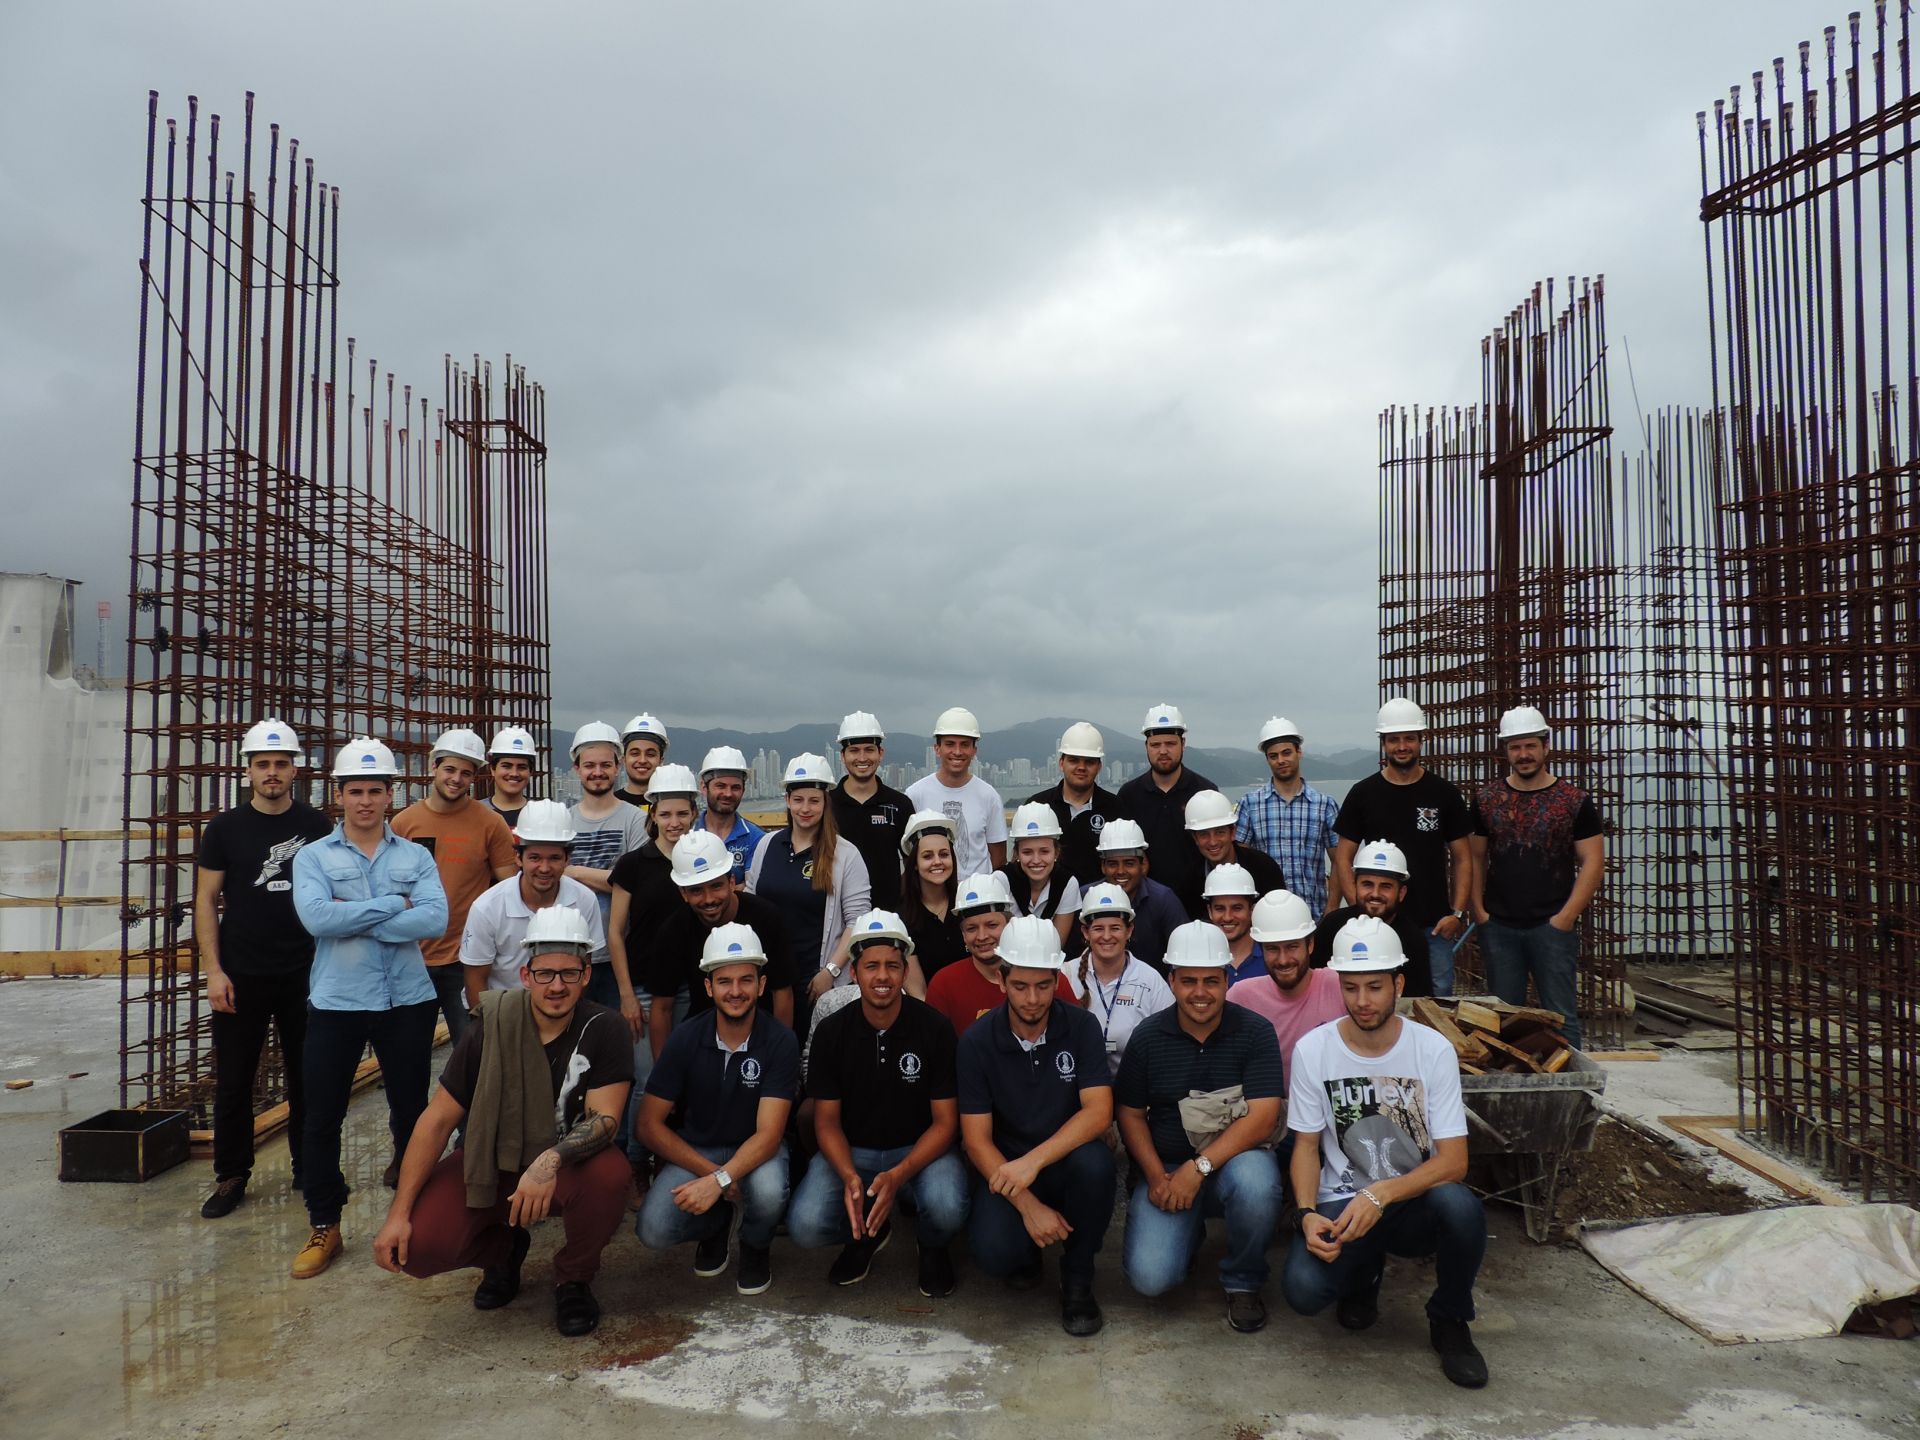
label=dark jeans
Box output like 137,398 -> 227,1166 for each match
1479,918 -> 1583,1048
967,1140 -> 1116,1288
1280,1181 -> 1486,1323
210,967 -> 310,1183
300,999 -> 438,1229
426,964 -> 472,1045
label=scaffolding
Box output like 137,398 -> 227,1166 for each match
120,92 -> 551,1123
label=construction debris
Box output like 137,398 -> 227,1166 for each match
1409,995 -> 1574,1076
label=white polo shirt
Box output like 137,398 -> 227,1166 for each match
458,874 -> 608,991
1077,955 -> 1174,1076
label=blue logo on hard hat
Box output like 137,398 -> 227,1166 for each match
1025,822 -> 1039,832
360,754 -> 376,768
1352,942 -> 1368,953
727,942 -> 743,953
1157,714 -> 1170,722
867,920 -> 883,931
693,857 -> 709,870
267,731 -> 281,743
965,890 -> 978,902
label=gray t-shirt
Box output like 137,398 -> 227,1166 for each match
568,802 -> 650,922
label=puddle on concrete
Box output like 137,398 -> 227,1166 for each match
590,1311 -> 1001,1422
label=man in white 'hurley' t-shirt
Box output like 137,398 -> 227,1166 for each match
1281,916 -> 1489,1390
905,706 -> 1007,880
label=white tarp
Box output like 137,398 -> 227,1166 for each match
1579,1203 -> 1920,1343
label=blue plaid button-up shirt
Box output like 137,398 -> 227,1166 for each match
1234,781 -> 1338,913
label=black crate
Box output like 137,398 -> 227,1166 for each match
58,1108 -> 192,1183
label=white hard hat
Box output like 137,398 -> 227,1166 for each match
1328,915 -> 1407,972
900,810 -> 958,856
1057,722 -> 1105,759
1164,920 -> 1234,970
837,711 -> 885,744
488,726 -> 537,760
783,753 -> 833,788
240,718 -> 304,763
1497,705 -> 1552,743
430,727 -> 488,768
1353,838 -> 1410,879
332,736 -> 399,779
1250,890 -> 1315,943
569,721 -> 623,759
1008,802 -> 1063,842
1078,881 -> 1135,922
699,921 -> 767,972
1096,818 -> 1149,855
954,871 -> 1015,915
645,762 -> 699,798
513,799 -> 576,846
995,914 -> 1068,971
933,706 -> 981,739
847,909 -> 914,954
1375,697 -> 1427,735
1201,862 -> 1258,899
1184,790 -> 1238,831
1142,704 -> 1187,735
699,745 -> 749,778
519,905 -> 594,954
1257,716 -> 1303,749
670,830 -> 735,887
621,713 -> 670,749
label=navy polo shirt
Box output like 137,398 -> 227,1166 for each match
957,999 -> 1110,1160
1114,1002 -> 1284,1168
808,994 -> 957,1151
645,1008 -> 799,1151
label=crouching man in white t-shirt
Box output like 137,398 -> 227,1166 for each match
1281,915 -> 1489,1389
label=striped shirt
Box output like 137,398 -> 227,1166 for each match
1234,781 -> 1339,913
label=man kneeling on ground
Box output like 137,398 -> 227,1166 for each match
635,922 -> 797,1297
372,907 -> 632,1337
789,910 -> 969,1297
1281,916 -> 1489,1388
958,915 -> 1116,1336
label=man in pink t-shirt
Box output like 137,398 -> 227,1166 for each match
1226,891 -> 1345,1093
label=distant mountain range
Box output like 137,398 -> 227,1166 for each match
608,716 -> 1380,789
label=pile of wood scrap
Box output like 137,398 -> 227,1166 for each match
1408,996 -> 1575,1075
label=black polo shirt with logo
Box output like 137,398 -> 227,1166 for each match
1117,766 -> 1218,917
808,994 -> 957,1150
1181,841 -> 1289,919
1028,780 -> 1124,886
956,999 -> 1110,1160
644,1008 -> 799,1151
1113,1001 -> 1283,1168
830,778 -> 915,910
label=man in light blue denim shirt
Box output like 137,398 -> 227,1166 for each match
288,737 -> 449,1280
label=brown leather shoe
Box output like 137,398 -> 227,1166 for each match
291,1223 -> 342,1279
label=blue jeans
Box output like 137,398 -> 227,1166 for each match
1479,919 -> 1583,1048
968,1139 -> 1115,1287
584,963 -> 659,1164
636,1141 -> 790,1251
1280,1182 -> 1486,1323
1425,921 -> 1474,998
788,1146 -> 970,1248
300,999 -> 438,1228
426,964 -> 472,1045
1123,1148 -> 1284,1296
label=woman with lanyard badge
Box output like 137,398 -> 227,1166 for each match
1000,802 -> 1083,953
1073,881 -> 1173,1077
898,810 -> 965,984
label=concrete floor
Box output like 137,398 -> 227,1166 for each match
3,978 -> 1916,1440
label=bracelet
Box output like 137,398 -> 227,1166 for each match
1358,1187 -> 1385,1212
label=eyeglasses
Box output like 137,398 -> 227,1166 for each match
527,966 -> 587,986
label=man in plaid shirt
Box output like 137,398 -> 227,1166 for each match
1234,717 -> 1339,916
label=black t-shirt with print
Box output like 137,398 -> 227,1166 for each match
439,997 -> 634,1134
1333,771 -> 1473,928
198,801 -> 335,973
808,994 -> 958,1150
643,892 -> 795,1017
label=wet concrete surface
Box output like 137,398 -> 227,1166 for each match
3,978 -> 1917,1439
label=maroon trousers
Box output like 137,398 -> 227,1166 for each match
402,1148 -> 628,1286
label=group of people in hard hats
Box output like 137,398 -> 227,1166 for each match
190,698 -> 1605,1390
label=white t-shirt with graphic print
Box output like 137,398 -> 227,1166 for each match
1287,1017 -> 1467,1205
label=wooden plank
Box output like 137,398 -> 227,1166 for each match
0,950 -> 122,977
0,827 -> 193,842
1659,1115 -> 1854,1206
1585,1049 -> 1661,1061
1541,1048 -> 1573,1074
1486,1001 -> 1566,1026
0,896 -> 134,909
1475,1033 -> 1544,1071
1453,1000 -> 1504,1034
1412,998 -> 1471,1048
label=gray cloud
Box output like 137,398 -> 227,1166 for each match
0,0 -> 1819,753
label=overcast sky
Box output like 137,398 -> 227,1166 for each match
0,2 -> 1822,752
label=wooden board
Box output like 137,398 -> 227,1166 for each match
1658,1114 -> 1853,1207
1474,1033 -> 1544,1072
0,950 -> 122,977
1585,1050 -> 1660,1062
1453,1000 -> 1504,1034
1541,1048 -> 1573,1073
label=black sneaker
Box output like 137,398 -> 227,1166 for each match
917,1242 -> 956,1299
554,1281 -> 601,1337
1227,1290 -> 1268,1333
382,1155 -> 401,1189
473,1226 -> 531,1311
694,1202 -> 734,1278
1006,1254 -> 1043,1291
1430,1318 -> 1489,1388
1061,1279 -> 1104,1337
827,1222 -> 891,1286
736,1242 -> 773,1296
1337,1265 -> 1383,1330
200,1176 -> 248,1219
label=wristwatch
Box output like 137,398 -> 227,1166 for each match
714,1168 -> 734,1192
826,961 -> 844,980
1193,1155 -> 1214,1178
1451,909 -> 1468,922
